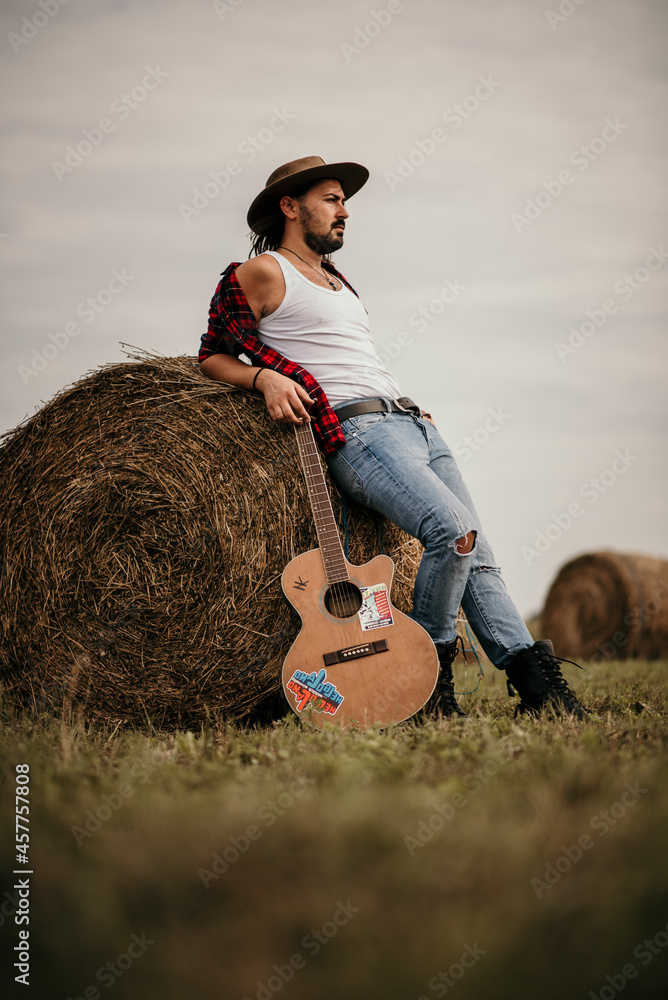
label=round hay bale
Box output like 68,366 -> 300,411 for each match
0,354 -> 423,727
542,551 -> 668,661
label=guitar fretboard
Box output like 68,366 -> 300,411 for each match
294,422 -> 349,584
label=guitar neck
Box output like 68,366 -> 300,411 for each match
294,422 -> 349,584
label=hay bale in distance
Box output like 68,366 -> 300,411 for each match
0,354 -> 422,727
541,551 -> 668,661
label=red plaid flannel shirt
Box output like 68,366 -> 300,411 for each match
199,261 -> 359,454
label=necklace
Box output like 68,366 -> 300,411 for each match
278,246 -> 338,289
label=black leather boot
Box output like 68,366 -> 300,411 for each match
427,637 -> 467,717
505,640 -> 588,719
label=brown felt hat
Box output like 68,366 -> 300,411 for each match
247,155 -> 369,236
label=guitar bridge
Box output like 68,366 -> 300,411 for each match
323,639 -> 389,666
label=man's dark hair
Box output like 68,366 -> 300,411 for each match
249,217 -> 285,257
248,179 -> 321,257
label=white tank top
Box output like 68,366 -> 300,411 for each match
257,250 -> 402,407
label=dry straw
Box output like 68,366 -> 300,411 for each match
0,353 -> 423,727
542,551 -> 668,660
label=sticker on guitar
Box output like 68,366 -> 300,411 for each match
287,668 -> 345,716
358,583 -> 394,631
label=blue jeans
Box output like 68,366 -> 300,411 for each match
325,400 -> 534,669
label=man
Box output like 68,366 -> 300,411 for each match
199,155 -> 587,719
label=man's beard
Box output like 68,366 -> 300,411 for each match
299,205 -> 344,255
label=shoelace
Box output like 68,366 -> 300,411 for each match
528,648 -> 589,716
432,641 -> 468,716
535,649 -> 584,704
455,634 -> 469,665
508,646 -> 589,717
440,634 -> 468,668
435,671 -> 466,716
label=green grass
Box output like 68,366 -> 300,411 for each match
2,660 -> 667,1000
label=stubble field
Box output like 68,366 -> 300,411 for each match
1,658 -> 667,1000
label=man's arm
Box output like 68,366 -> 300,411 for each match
199,255 -> 313,424
200,354 -> 313,424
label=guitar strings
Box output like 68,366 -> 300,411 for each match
298,424 -> 344,620
296,422 -> 352,626
308,428 -> 359,632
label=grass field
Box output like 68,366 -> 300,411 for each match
1,659 -> 667,1000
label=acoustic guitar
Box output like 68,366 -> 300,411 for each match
281,420 -> 439,730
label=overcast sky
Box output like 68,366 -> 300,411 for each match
1,0 -> 666,617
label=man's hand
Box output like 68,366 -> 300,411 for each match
255,369 -> 313,424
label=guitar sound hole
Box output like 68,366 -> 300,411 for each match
324,581 -> 363,619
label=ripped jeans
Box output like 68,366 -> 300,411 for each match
325,402 -> 533,668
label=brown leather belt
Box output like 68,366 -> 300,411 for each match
334,397 -> 421,423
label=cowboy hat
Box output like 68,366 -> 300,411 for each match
247,155 -> 369,236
